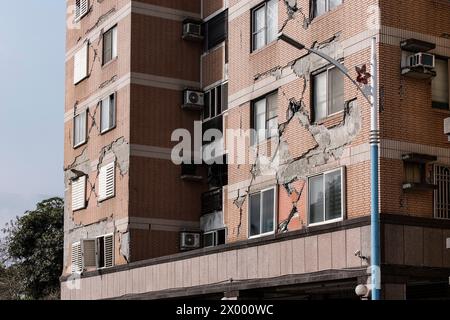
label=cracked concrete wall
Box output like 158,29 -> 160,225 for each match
63,136 -> 131,272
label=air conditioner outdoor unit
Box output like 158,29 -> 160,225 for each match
180,232 -> 201,250
183,90 -> 204,108
408,52 -> 435,69
183,22 -> 203,40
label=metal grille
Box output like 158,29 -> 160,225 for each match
434,164 -> 450,219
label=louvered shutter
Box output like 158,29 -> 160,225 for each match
104,235 -> 114,268
72,176 -> 86,211
99,162 -> 115,201
74,43 -> 89,84
82,239 -> 97,269
71,242 -> 82,274
75,0 -> 89,21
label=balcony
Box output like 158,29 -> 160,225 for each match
201,188 -> 223,215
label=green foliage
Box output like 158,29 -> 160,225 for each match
0,197 -> 64,300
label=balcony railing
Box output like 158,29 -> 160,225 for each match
201,188 -> 223,215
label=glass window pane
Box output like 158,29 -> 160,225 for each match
266,0 -> 278,43
329,0 -> 342,10
262,189 -> 275,234
222,83 -> 228,111
204,92 -> 210,119
432,59 -> 449,107
253,6 -> 266,50
329,68 -> 345,115
253,31 -> 266,51
314,72 -> 327,121
254,99 -> 266,143
309,175 -> 324,224
325,170 -> 342,221
103,29 -> 112,63
250,193 -> 261,237
112,27 -> 117,59
74,112 -> 86,146
315,0 -> 326,17
101,97 -> 110,132
110,94 -> 116,129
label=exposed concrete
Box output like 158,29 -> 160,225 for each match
63,136 -> 131,270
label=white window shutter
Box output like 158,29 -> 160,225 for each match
72,176 -> 86,211
75,0 -> 89,21
99,162 -> 115,201
82,239 -> 96,269
71,242 -> 82,274
104,235 -> 114,268
74,43 -> 89,84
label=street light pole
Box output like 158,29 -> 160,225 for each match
370,36 -> 381,301
278,33 -> 381,300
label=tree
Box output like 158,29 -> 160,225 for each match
0,197 -> 64,300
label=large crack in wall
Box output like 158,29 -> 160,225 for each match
63,132 -> 130,267
231,1 -> 363,235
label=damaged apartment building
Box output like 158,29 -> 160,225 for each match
61,0 -> 450,300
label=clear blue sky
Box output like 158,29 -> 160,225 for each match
0,1 -> 66,228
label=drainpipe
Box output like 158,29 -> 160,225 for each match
370,36 -> 381,300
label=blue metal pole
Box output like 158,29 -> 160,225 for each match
370,36 -> 381,300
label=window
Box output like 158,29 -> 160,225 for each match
71,240 -> 96,274
313,67 -> 344,121
203,83 -> 228,121
103,26 -> 118,65
434,164 -> 450,219
252,0 -> 278,51
100,93 -> 116,133
203,229 -> 226,248
73,43 -> 89,84
73,111 -> 87,147
308,168 -> 344,225
249,187 -> 276,237
75,0 -> 89,21
99,162 -> 115,201
252,92 -> 278,144
71,236 -> 113,274
96,235 -> 114,269
204,10 -> 228,51
313,0 -> 343,18
72,175 -> 86,211
432,58 -> 449,110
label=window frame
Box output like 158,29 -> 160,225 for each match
100,92 -> 117,134
307,167 -> 346,227
73,111 -> 87,148
432,56 -> 450,110
312,66 -> 345,122
203,9 -> 228,52
203,82 -> 228,122
251,0 -> 278,52
251,91 -> 278,145
248,186 -> 277,239
102,25 -> 118,66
